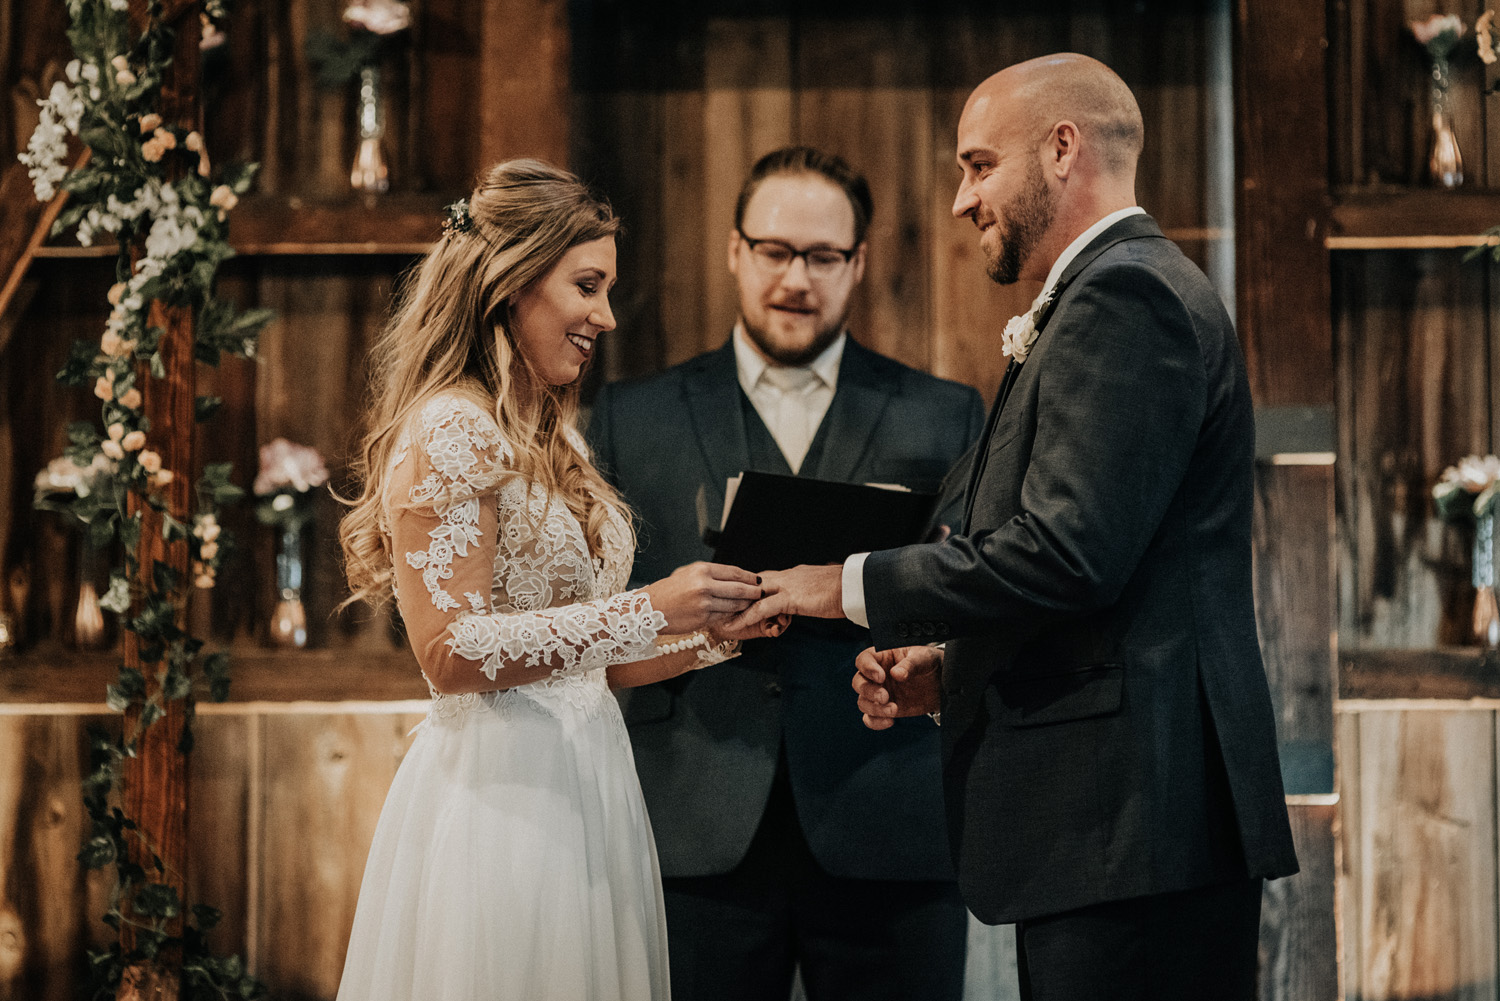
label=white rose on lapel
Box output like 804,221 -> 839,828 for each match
1001,290 -> 1055,365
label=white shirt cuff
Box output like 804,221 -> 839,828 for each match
842,552 -> 871,628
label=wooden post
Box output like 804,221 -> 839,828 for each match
119,4 -> 199,999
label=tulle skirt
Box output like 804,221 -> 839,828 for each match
335,674 -> 670,1001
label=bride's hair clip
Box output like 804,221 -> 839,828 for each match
442,198 -> 475,237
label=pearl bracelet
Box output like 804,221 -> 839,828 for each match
655,630 -> 741,667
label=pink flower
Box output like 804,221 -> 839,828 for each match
121,430 -> 146,452
101,439 -> 125,461
254,438 -> 330,495
138,113 -> 162,134
94,376 -> 114,401
118,388 -> 142,410
138,450 -> 162,474
1411,14 -> 1465,56
343,0 -> 410,34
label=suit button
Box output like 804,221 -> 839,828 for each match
896,623 -> 910,638
922,621 -> 936,636
765,681 -> 782,697
936,623 -> 950,636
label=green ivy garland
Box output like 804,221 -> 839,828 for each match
21,1 -> 270,997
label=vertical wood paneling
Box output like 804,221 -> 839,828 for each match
1254,464 -> 1336,790
1337,250 -> 1491,649
0,717 -> 91,1001
186,716 -> 252,962
701,17 -> 793,361
1261,803 -> 1339,1001
795,14 -> 932,371
255,713 -> 419,999
1346,709 -> 1498,1001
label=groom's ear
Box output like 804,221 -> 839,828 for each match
1049,120 -> 1081,180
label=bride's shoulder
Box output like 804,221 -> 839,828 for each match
388,390 -> 514,484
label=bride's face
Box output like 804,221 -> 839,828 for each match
507,237 -> 618,386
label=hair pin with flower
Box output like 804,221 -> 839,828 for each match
443,198 -> 474,237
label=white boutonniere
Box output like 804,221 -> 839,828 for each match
1001,290 -> 1055,365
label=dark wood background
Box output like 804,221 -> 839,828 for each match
5,0 -> 1500,998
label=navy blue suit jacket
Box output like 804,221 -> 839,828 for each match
588,337 -> 984,880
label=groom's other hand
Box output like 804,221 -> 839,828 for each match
852,644 -> 943,730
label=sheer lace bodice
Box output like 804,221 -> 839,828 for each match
383,394 -> 666,720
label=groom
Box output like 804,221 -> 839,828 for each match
739,55 -> 1300,1000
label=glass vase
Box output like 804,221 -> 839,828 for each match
1427,57 -> 1463,189
270,522 -> 307,648
1473,512 -> 1499,647
349,64 -> 390,194
73,540 -> 107,649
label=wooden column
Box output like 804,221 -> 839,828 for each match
1234,1 -> 1338,1000
120,4 -> 199,999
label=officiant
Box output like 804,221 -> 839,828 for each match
587,146 -> 984,1001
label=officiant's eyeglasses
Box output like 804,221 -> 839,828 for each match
737,231 -> 858,279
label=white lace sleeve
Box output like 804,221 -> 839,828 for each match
386,395 -> 666,694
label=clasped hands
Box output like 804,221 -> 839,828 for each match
647,562 -> 944,729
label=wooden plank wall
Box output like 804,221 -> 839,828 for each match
1339,707 -> 1500,1001
0,710 -> 424,1001
570,0 -> 1226,402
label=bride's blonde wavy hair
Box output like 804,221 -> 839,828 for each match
340,159 -> 629,607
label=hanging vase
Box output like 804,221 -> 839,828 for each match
1473,512 -> 1499,646
1427,56 -> 1464,189
349,64 -> 390,194
270,522 -> 307,648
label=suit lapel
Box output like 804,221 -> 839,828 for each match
684,341 -> 753,495
814,339 -> 897,484
958,213 -> 1167,530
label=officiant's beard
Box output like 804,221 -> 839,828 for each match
985,161 -> 1055,286
741,312 -> 847,368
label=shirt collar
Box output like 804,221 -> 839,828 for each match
733,323 -> 847,393
1039,206 -> 1146,303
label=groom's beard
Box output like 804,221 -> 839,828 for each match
986,161 -> 1055,286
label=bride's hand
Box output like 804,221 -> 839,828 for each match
709,610 -> 792,644
642,562 -> 763,634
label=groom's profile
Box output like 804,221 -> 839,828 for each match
744,55 -> 1301,1001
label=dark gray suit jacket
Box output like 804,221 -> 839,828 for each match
588,337 -> 984,880
863,214 -> 1299,924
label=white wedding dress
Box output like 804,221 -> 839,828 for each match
335,394 -> 672,1001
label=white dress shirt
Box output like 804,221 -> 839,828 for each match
734,324 -> 846,474
840,206 -> 1146,628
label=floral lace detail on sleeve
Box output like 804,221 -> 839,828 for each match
447,588 -> 667,681
403,397 -> 510,613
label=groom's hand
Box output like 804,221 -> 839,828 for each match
721,564 -> 846,631
852,645 -> 943,730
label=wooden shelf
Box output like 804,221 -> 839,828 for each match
0,642 -> 428,713
29,192 -> 453,259
1340,646 -> 1500,701
1327,188 -> 1500,250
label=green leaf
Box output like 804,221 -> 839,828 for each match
139,700 -> 164,729
162,667 -> 191,701
152,560 -> 180,594
149,351 -> 166,379
214,483 -> 245,506
89,515 -> 118,550
78,834 -> 117,869
104,685 -> 132,712
194,395 -> 223,422
161,513 -> 188,543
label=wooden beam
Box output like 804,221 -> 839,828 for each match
119,4 -> 200,999
0,152 -> 86,328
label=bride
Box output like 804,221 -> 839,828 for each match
335,159 -> 783,1001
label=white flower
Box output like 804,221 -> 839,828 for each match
1000,290 -> 1054,365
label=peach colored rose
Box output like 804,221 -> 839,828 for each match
94,375 -> 114,401
121,430 -> 146,452
101,440 -> 124,460
118,388 -> 142,410
138,113 -> 162,134
138,450 -> 162,474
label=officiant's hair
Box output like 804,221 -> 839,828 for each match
340,159 -> 630,606
733,146 -> 874,246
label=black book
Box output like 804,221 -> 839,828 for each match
705,470 -> 938,571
